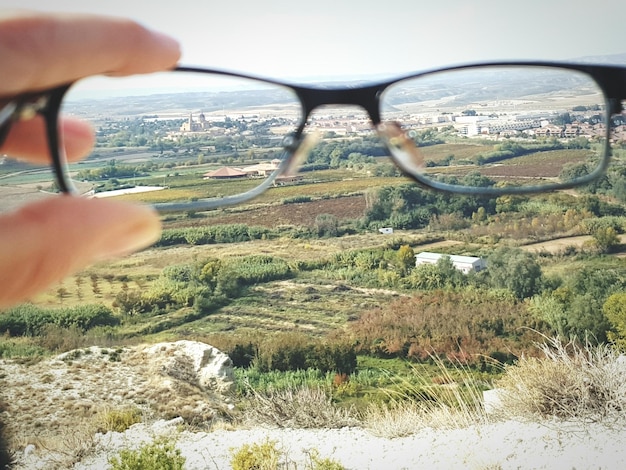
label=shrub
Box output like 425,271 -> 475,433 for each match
227,255 -> 292,286
230,439 -> 281,470
230,439 -> 346,470
306,449 -> 346,470
348,290 -> 540,364
252,334 -> 357,375
0,304 -> 118,336
156,224 -> 273,247
496,336 -> 626,422
94,406 -> 142,433
241,384 -> 357,429
109,438 -> 185,470
283,195 -> 312,204
0,338 -> 46,359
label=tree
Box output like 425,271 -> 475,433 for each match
529,294 -> 568,338
487,247 -> 543,299
592,226 -> 620,253
567,294 -> 611,343
436,255 -> 464,288
397,245 -> 415,276
407,263 -> 445,290
603,292 -> 626,347
559,162 -> 590,184
472,206 -> 488,224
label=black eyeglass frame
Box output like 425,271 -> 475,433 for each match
1,61 -> 625,212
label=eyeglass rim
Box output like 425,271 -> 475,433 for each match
4,60 -> 622,210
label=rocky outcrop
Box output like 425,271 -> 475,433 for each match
143,340 -> 235,395
0,340 -> 236,455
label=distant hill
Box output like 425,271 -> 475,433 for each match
569,52 -> 626,65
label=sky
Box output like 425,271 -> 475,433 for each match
6,0 -> 626,81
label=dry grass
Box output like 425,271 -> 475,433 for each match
360,358 -> 489,438
240,382 -> 358,429
93,405 -> 143,433
495,336 -> 626,424
14,422 -> 98,470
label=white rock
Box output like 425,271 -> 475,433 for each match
144,340 -> 235,394
22,444 -> 36,458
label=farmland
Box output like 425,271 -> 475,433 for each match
4,78 -> 626,460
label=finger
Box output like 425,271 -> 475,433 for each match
0,115 -> 94,163
0,10 -> 181,97
0,196 -> 161,309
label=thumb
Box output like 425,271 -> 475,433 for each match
0,196 -> 161,309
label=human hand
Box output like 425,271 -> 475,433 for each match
0,10 -> 181,309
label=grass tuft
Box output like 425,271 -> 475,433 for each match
240,381 -> 357,429
93,406 -> 143,433
495,336 -> 626,424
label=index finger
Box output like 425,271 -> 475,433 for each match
0,10 -> 181,97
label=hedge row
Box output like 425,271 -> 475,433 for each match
0,304 -> 118,336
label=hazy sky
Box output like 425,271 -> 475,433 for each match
8,0 -> 626,81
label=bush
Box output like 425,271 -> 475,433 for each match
283,195 -> 312,204
348,290 -> 540,363
109,438 -> 185,470
252,334 -> 357,375
240,384 -> 357,429
156,224 -> 273,247
227,255 -> 292,287
306,449 -> 346,470
0,304 -> 118,336
94,406 -> 142,433
230,439 -> 281,470
496,337 -> 626,422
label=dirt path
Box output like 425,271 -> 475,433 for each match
522,234 -> 626,254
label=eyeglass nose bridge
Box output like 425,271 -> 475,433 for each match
295,84 -> 385,126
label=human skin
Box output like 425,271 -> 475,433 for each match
0,10 -> 181,308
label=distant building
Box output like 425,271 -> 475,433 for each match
180,112 -> 210,132
203,167 -> 247,179
415,251 -> 486,274
241,159 -> 281,177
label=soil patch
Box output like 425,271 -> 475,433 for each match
167,195 -> 367,229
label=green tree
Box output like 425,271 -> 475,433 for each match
406,263 -> 445,290
397,245 -> 415,276
603,292 -> 626,347
472,206 -> 488,224
487,247 -> 543,299
567,294 -> 611,343
592,226 -> 620,253
199,258 -> 222,292
436,255 -> 464,288
529,294 -> 568,337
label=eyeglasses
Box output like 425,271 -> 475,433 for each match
1,62 -> 625,212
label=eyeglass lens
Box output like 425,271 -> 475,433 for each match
379,65 -> 609,193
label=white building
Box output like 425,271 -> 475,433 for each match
415,252 -> 486,274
